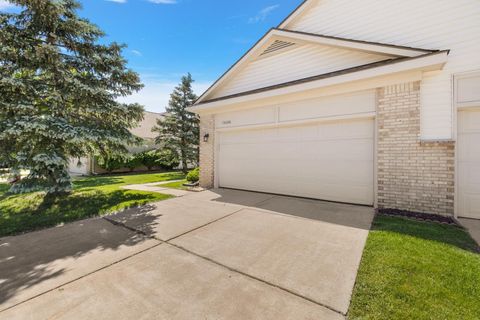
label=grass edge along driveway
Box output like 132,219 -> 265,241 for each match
0,172 -> 185,237
348,214 -> 480,320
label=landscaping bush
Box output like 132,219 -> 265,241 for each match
96,155 -> 127,173
96,149 -> 180,173
125,154 -> 143,172
141,150 -> 159,171
155,149 -> 180,170
186,167 -> 199,183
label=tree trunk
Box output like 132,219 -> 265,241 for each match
181,148 -> 188,174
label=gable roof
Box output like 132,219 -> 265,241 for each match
195,27 -> 439,105
191,49 -> 448,113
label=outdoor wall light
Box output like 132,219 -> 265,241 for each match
203,133 -> 210,143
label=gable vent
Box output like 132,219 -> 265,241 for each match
260,40 -> 295,56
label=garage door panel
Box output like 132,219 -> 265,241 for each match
295,182 -> 373,205
458,110 -> 480,219
296,160 -> 373,183
458,133 -> 480,161
459,194 -> 480,219
319,120 -> 373,140
459,163 -> 480,193
298,139 -> 372,160
218,119 -> 374,205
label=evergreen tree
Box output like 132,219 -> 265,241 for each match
0,0 -> 144,194
153,73 -> 199,173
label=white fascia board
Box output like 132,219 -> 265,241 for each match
273,29 -> 430,57
278,0 -> 318,29
190,51 -> 448,114
195,30 -> 275,105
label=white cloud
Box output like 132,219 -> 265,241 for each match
131,50 -> 143,57
106,0 -> 127,3
118,75 -> 212,113
148,0 -> 177,4
249,5 -> 279,24
0,0 -> 16,10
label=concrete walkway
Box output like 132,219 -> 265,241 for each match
0,188 -> 374,320
120,181 -> 193,197
459,218 -> 480,246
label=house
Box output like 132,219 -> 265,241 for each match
190,0 -> 480,219
68,111 -> 164,175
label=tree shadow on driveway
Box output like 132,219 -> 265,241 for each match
0,204 -> 159,311
204,188 -> 375,231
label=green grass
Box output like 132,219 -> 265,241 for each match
349,214 -> 480,320
0,172 -> 185,237
156,179 -> 189,190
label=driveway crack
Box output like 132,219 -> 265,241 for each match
165,208 -> 245,242
166,241 -> 346,318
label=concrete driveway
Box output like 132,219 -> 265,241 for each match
0,189 -> 374,320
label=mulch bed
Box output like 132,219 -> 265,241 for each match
377,208 -> 459,226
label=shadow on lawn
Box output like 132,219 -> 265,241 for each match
0,190 -> 163,236
374,214 -> 480,254
73,177 -> 124,189
0,198 -> 160,310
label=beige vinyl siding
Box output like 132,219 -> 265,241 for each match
211,43 -> 388,99
286,0 -> 480,140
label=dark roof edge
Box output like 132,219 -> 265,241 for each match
196,50 -> 449,106
274,28 -> 438,53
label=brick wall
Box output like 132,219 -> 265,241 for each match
199,114 -> 215,188
377,82 -> 455,216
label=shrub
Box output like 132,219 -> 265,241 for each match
125,154 -> 143,172
156,149 -> 180,170
96,155 -> 127,173
140,151 -> 158,171
186,167 -> 199,183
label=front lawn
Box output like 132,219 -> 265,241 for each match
0,172 -> 185,237
157,179 -> 189,190
349,214 -> 480,319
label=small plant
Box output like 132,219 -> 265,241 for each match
186,167 -> 199,183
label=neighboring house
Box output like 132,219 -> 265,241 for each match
68,111 -> 164,175
191,0 -> 480,219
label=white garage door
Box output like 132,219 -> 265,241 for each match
458,110 -> 480,219
218,118 -> 374,205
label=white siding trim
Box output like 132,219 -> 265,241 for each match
216,112 -> 376,133
191,51 -> 448,113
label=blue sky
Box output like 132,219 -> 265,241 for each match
0,0 -> 302,112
